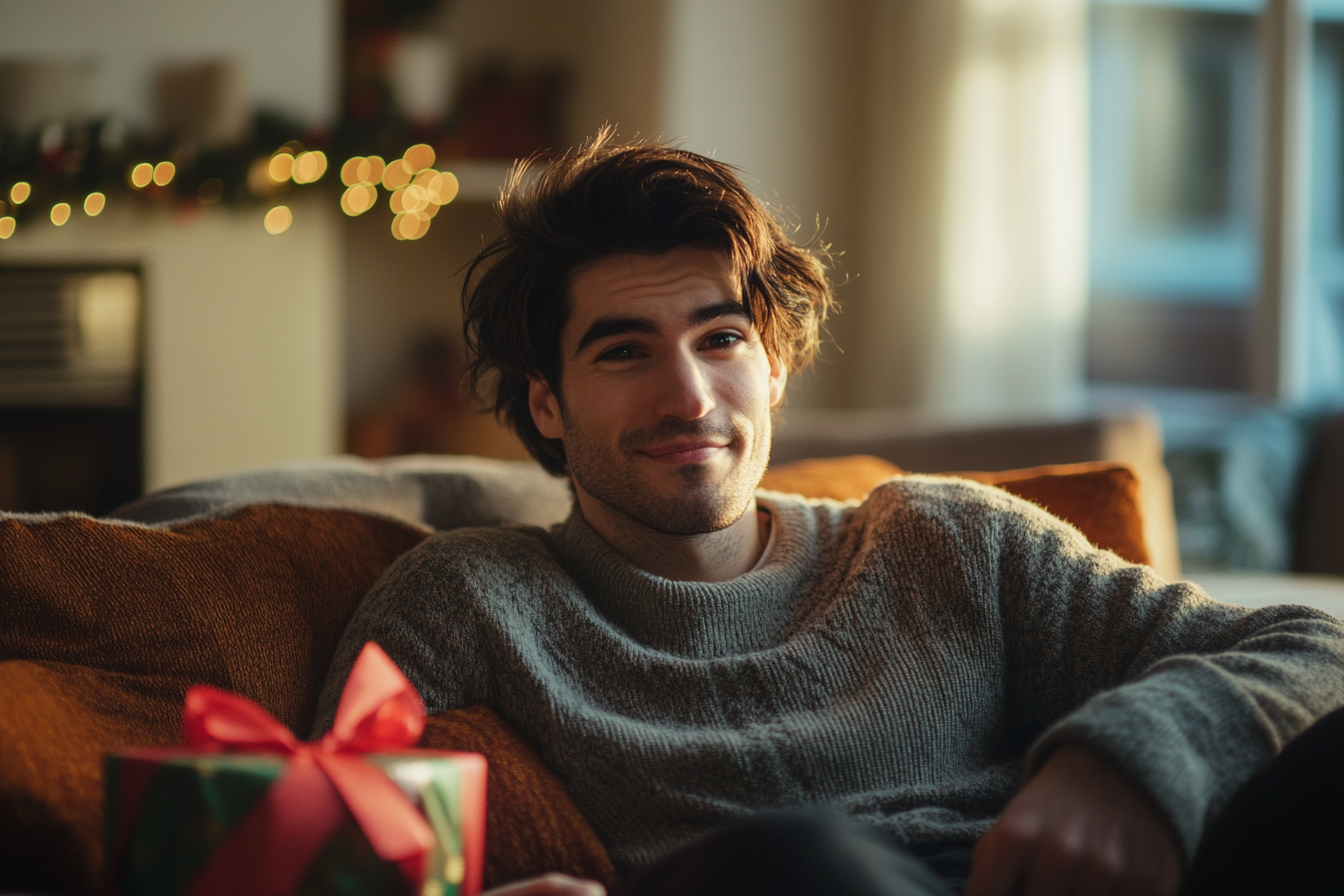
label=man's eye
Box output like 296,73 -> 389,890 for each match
597,344 -> 641,361
703,332 -> 743,350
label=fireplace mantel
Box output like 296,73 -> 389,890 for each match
0,196 -> 341,492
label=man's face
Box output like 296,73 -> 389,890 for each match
528,247 -> 786,536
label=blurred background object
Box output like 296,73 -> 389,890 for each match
153,61 -> 250,149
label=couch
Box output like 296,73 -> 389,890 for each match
0,439 -> 1165,895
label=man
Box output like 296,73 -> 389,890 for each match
316,135 -> 1344,895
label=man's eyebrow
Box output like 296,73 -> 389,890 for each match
575,316 -> 659,356
574,300 -> 751,358
689,300 -> 751,327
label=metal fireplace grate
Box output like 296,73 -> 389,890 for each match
0,266 -> 141,406
0,265 -> 143,514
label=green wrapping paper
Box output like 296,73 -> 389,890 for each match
105,749 -> 486,896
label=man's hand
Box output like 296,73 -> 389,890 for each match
483,873 -> 606,896
966,745 -> 1181,896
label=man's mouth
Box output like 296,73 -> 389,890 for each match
638,439 -> 730,465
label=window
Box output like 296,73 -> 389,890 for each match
1088,0 -> 1344,405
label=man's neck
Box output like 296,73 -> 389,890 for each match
573,491 -> 768,583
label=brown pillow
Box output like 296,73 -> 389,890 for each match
421,707 -> 619,890
0,505 -> 428,893
761,455 -> 1150,566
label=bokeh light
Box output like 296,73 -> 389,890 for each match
403,184 -> 429,213
50,203 -> 71,226
10,182 -> 31,204
340,157 -> 363,187
292,151 -> 328,184
268,152 -> 295,183
84,192 -> 106,216
152,161 -> 175,186
404,143 -> 436,173
129,163 -> 153,189
364,156 -> 386,184
420,170 -> 459,206
198,178 -> 224,204
392,211 -> 430,241
0,217 -> 14,239
264,205 -> 293,234
341,183 -> 377,216
382,159 -> 413,191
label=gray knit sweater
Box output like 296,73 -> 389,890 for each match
314,477 -> 1344,874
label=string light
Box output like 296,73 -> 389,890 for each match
363,156 -> 385,184
84,192 -> 106,216
340,156 -> 363,186
392,211 -> 429,241
10,182 -> 31,204
341,183 -> 377,216
382,159 -> 413,191
264,205 -> 292,234
404,143 -> 435,173
50,203 -> 71,226
268,152 -> 294,183
152,161 -> 175,186
0,217 -> 15,239
129,163 -> 153,189
292,150 -> 327,184
418,170 -> 459,206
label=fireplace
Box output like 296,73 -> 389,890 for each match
0,265 -> 142,514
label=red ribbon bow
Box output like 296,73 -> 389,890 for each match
181,642 -> 436,896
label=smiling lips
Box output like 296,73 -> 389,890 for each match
640,439 -> 729,465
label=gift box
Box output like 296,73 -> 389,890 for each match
104,643 -> 486,896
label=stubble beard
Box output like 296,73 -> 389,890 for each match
562,414 -> 771,536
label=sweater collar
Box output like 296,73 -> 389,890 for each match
554,493 -> 820,658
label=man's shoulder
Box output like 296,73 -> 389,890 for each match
389,522 -> 568,584
852,473 -> 1061,538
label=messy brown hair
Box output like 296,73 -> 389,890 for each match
462,131 -> 835,476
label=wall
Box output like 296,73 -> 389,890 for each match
0,0 -> 338,127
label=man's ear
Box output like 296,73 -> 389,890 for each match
767,353 -> 787,409
528,376 -> 565,440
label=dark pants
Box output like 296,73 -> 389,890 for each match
619,704 -> 1344,896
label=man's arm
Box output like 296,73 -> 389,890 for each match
908,477 -> 1344,896
967,745 -> 1180,896
979,489 -> 1344,864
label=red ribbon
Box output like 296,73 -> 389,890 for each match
181,642 -> 436,896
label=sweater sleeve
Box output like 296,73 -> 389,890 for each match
978,486 -> 1344,863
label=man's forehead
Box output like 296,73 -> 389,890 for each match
569,248 -> 738,311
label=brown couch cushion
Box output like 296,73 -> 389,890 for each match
421,707 -> 619,890
761,455 -> 1151,566
0,505 -> 428,893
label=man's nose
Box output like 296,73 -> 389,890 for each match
653,349 -> 715,420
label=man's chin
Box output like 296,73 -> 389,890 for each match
581,478 -> 751,537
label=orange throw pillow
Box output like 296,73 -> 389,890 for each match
761,455 -> 1150,566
